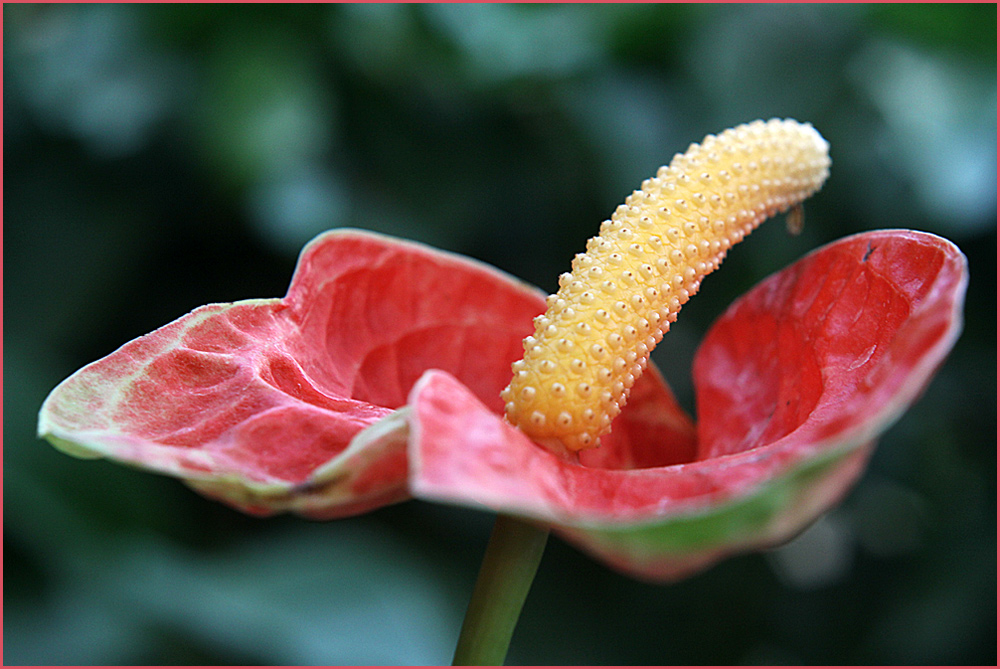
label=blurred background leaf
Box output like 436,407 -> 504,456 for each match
5,4 -> 995,664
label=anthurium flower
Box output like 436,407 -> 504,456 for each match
39,120 -> 967,584
39,225 -> 966,580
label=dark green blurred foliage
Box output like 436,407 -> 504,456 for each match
4,4 -> 996,665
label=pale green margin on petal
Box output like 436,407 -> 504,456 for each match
560,440 -> 869,580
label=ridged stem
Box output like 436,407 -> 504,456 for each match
452,515 -> 549,666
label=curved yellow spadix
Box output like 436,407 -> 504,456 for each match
501,118 -> 831,451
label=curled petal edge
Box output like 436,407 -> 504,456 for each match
407,370 -> 875,581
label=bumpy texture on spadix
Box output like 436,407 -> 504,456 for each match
502,118 -> 831,451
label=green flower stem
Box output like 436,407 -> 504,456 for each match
452,514 -> 550,666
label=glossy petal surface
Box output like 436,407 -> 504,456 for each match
40,227 -> 966,581
408,230 -> 967,580
39,229 -> 548,517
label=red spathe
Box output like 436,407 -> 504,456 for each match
39,228 -> 967,580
